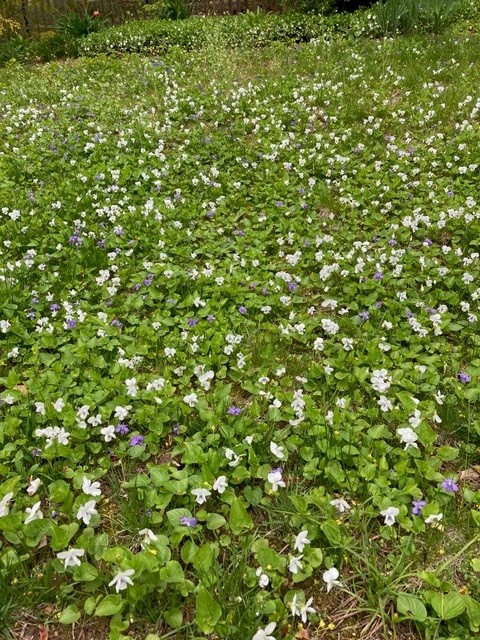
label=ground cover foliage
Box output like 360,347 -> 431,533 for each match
0,27 -> 480,640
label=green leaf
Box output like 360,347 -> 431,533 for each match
23,519 -> 51,547
58,605 -> 81,624
72,562 -> 99,582
243,485 -> 262,506
50,523 -> 79,551
425,591 -> 465,620
396,593 -> 427,622
321,519 -> 342,546
471,510 -> 480,527
95,594 -> 124,617
164,608 -> 183,629
257,546 -> 282,571
471,558 -> 480,572
193,543 -> 216,574
229,496 -> 253,535
206,513 -> 226,531
84,596 -> 97,615
159,560 -> 184,583
195,587 -> 221,634
465,596 -> 480,632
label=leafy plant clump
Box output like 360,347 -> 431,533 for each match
374,0 -> 462,36
0,18 -> 480,640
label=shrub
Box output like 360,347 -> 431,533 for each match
34,30 -> 80,61
374,0 -> 461,36
54,10 -> 106,38
160,0 -> 192,20
0,35 -> 33,66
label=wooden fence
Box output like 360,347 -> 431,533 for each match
4,0 -> 282,37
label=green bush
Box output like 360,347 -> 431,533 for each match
79,13 -> 338,56
374,0 -> 461,36
34,30 -> 80,61
54,10 -> 106,38
160,0 -> 192,20
0,35 -> 33,66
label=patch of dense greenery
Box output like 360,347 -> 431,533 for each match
2,0 -> 480,67
1,14 -> 480,640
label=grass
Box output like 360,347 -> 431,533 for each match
0,13 -> 480,640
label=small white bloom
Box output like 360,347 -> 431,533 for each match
125,378 -> 138,397
270,441 -> 285,459
82,477 -> 102,497
114,405 -> 131,420
380,506 -> 399,526
109,568 -> 135,592
77,405 -> 90,420
76,500 -> 98,525
397,427 -> 419,450
252,622 -> 276,640
139,528 -> 158,544
330,498 -> 350,513
370,369 -> 392,393
27,478 -> 41,496
0,320 -> 11,333
256,567 -> 269,588
100,425 -> 116,442
35,402 -> 46,415
24,501 -> 43,524
53,398 -> 65,412
225,448 -> 243,467
183,393 -> 198,407
425,513 -> 443,526
267,470 -> 286,492
57,547 -> 85,569
290,594 -> 302,617
294,530 -> 310,553
0,492 -> 14,517
213,476 -> 228,494
323,567 -> 342,593
378,395 -> 393,412
299,597 -> 315,623
288,555 -> 303,574
191,488 -> 211,504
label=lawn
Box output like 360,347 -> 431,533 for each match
0,20 -> 480,640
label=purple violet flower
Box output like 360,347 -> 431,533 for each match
458,372 -> 471,384
359,311 -> 370,321
238,306 -> 247,315
228,406 -> 242,416
115,423 -> 130,435
442,478 -> 459,493
180,516 -> 197,527
130,435 -> 145,447
412,500 -> 426,515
